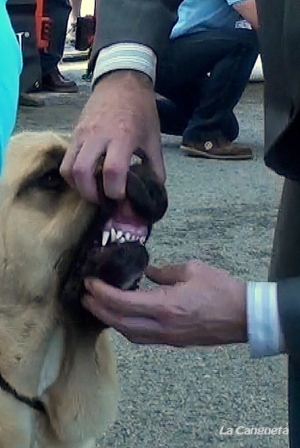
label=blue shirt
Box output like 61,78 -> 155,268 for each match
171,0 -> 246,38
0,0 -> 22,174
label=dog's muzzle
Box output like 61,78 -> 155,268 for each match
58,159 -> 168,329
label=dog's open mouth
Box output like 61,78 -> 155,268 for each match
58,160 -> 168,328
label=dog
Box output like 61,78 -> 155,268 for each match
0,131 -> 168,448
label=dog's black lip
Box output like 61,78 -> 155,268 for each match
57,206 -> 151,330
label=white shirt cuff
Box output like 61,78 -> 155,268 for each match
246,282 -> 285,358
92,43 -> 157,86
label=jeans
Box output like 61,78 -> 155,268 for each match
40,0 -> 71,76
156,28 -> 259,142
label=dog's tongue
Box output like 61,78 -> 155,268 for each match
102,199 -> 148,244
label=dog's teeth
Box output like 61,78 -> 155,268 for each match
119,236 -> 126,243
125,232 -> 131,241
102,231 -> 110,246
140,236 -> 146,244
116,230 -> 123,239
110,228 -> 117,242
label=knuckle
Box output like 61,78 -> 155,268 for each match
72,163 -> 86,180
187,259 -> 200,271
103,162 -> 125,178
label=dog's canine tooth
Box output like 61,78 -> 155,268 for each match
110,228 -> 117,242
102,231 -> 110,246
140,236 -> 146,244
116,230 -> 123,240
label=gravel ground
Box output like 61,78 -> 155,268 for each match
16,62 -> 288,448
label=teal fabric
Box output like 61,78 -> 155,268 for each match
0,0 -> 22,174
171,0 -> 246,38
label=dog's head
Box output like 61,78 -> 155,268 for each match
0,132 -> 167,328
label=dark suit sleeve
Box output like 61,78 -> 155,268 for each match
277,278 -> 300,361
92,0 -> 180,60
256,0 -> 300,181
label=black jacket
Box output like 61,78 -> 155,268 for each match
93,1 -> 300,443
93,0 -> 300,359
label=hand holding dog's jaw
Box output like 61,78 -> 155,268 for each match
83,261 -> 247,347
60,70 -> 166,204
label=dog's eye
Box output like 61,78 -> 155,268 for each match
38,169 -> 65,190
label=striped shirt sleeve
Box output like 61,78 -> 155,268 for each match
247,282 -> 285,358
92,43 -> 157,87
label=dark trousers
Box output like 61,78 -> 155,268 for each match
269,179 -> 300,447
40,0 -> 71,76
156,28 -> 259,142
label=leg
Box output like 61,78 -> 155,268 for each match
269,179 -> 300,447
69,0 -> 82,24
156,28 -> 258,139
40,0 -> 78,92
40,0 -> 71,76
180,29 -> 259,142
269,180 -> 300,280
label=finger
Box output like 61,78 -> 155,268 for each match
146,264 -> 190,285
102,140 -> 133,200
144,134 -> 166,185
70,137 -> 108,204
83,294 -> 169,344
60,140 -> 81,188
83,295 -> 178,346
84,278 -> 167,318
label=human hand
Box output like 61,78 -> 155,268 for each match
83,261 -> 247,346
60,71 -> 165,203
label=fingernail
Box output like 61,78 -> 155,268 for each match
83,296 -> 95,312
104,176 -> 126,200
84,279 -> 93,292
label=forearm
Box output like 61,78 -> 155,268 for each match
233,0 -> 259,30
91,0 -> 180,82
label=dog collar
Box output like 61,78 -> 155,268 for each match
0,372 -> 46,414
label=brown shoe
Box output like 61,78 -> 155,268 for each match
181,137 -> 253,160
19,93 -> 45,108
42,68 -> 78,93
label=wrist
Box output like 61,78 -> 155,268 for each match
231,280 -> 247,343
94,70 -> 154,93
92,43 -> 157,88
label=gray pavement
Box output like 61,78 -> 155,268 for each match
16,62 -> 288,448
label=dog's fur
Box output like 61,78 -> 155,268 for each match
0,132 -> 167,448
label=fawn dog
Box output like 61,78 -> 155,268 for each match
0,132 -> 167,448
